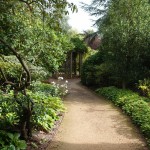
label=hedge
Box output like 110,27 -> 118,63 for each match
96,86 -> 150,147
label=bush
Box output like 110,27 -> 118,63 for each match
96,87 -> 150,146
29,91 -> 65,131
31,82 -> 58,96
0,81 -> 66,132
138,78 -> 150,99
0,56 -> 49,86
0,130 -> 27,150
0,90 -> 19,129
81,52 -> 111,86
0,59 -> 22,84
29,81 -> 66,131
0,91 -> 65,131
31,79 -> 68,97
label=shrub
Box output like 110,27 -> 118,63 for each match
0,56 -> 49,86
0,90 -> 19,129
31,82 -> 58,96
138,78 -> 150,99
0,82 -> 66,133
29,81 -> 66,131
81,52 -> 111,86
96,87 -> 150,146
0,130 -> 27,150
29,91 -> 65,131
0,59 -> 22,84
31,79 -> 68,97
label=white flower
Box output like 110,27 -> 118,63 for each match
65,90 -> 68,93
65,80 -> 68,83
51,81 -> 55,85
60,85 -> 65,87
58,77 -> 63,80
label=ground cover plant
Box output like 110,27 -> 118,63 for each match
0,130 -> 27,150
0,80 -> 67,149
96,87 -> 150,147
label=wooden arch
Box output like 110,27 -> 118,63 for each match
53,51 -> 83,79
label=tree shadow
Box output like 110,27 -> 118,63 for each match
110,113 -> 145,140
47,141 -> 148,150
62,79 -> 147,147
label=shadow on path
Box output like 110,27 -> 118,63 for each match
49,141 -> 147,150
47,79 -> 148,150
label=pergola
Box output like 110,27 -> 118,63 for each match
63,50 -> 83,78
53,36 -> 90,79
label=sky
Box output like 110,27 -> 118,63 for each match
67,0 -> 97,33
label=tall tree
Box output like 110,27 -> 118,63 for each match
83,0 -> 150,88
101,0 -> 150,88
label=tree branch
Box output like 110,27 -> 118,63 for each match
0,67 -> 15,85
0,38 -> 31,87
0,67 -> 7,82
19,0 -> 35,11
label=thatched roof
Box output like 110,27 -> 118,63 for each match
84,32 -> 101,50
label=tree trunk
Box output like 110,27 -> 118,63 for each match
20,109 -> 27,140
20,108 -> 32,139
122,80 -> 126,89
20,121 -> 27,140
26,108 -> 32,137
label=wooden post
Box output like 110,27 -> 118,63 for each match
74,57 -> 77,76
73,53 -> 77,76
70,52 -> 73,78
79,53 -> 83,76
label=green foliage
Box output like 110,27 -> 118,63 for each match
0,130 -> 27,150
96,87 -> 150,146
0,81 -> 66,133
99,0 -> 150,86
83,0 -> 150,88
31,82 -> 56,96
0,58 -> 21,83
138,78 -> 150,98
31,80 -> 68,97
0,0 -> 75,142
81,52 -> 111,86
0,90 -> 19,129
0,56 -> 48,85
29,92 -> 65,131
30,82 -> 66,131
71,36 -> 88,53
28,64 -> 49,81
0,0 -> 76,74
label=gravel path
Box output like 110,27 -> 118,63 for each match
47,79 -> 148,150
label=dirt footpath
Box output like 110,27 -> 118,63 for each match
47,79 -> 148,150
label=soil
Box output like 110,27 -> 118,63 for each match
46,79 -> 149,150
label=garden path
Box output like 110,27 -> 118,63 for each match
47,79 -> 148,150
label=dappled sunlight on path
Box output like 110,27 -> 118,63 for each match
47,79 -> 148,150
